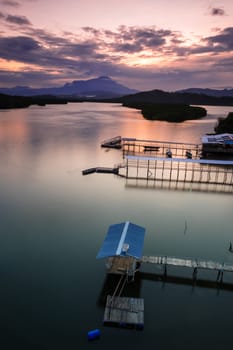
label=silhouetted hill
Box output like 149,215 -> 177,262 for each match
0,93 -> 69,109
0,76 -> 138,98
215,112 -> 233,134
119,89 -> 233,106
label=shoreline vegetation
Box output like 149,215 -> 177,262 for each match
215,112 -> 233,134
121,102 -> 207,122
0,92 -> 232,131
0,93 -> 69,109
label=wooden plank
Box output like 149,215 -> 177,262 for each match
142,255 -> 233,273
103,295 -> 144,329
126,155 -> 233,166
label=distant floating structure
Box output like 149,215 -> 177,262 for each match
82,135 -> 233,193
101,136 -> 122,149
202,133 -> 233,157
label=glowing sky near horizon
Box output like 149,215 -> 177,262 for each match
0,0 -> 232,90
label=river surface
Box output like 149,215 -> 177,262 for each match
0,103 -> 233,349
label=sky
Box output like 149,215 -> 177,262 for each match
0,0 -> 232,91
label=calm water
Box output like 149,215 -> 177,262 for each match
0,102 -> 233,349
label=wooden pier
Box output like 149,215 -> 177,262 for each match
96,136 -> 233,190
141,255 -> 233,283
121,137 -> 201,159
118,155 -> 233,186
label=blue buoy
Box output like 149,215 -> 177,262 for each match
87,329 -> 100,341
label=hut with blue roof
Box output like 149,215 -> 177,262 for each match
96,221 -> 146,280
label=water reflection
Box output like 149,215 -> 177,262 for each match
125,179 -> 233,194
0,102 -> 233,349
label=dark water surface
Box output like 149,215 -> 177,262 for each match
0,103 -> 233,349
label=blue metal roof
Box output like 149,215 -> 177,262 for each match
96,221 -> 146,259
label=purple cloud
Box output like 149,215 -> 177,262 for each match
210,7 -> 225,16
0,23 -> 232,90
6,14 -> 31,25
0,0 -> 20,6
205,27 -> 233,51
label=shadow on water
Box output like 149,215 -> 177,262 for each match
97,267 -> 233,312
125,179 -> 233,194
139,271 -> 233,292
97,273 -> 143,307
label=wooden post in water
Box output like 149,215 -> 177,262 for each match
177,161 -> 180,182
126,158 -> 129,178
192,267 -> 198,283
191,162 -> 194,182
169,159 -> 172,181
184,161 -> 188,182
147,160 -> 150,180
154,160 -> 157,181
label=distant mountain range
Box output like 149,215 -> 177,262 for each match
0,76 -> 138,98
0,76 -> 233,99
176,88 -> 233,97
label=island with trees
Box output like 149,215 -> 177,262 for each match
121,102 -> 207,122
215,112 -> 233,134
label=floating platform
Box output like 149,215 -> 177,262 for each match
101,136 -> 122,149
103,295 -> 144,330
82,167 -> 119,175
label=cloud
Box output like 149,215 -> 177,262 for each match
82,25 -> 176,54
6,14 -> 31,25
210,7 -> 226,16
205,27 -> 233,51
0,36 -> 40,63
0,24 -> 232,90
0,0 -> 38,5
0,0 -> 20,7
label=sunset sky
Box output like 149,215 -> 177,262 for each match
0,0 -> 232,91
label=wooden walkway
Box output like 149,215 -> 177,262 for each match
141,255 -> 233,282
142,255 -> 233,271
122,137 -> 201,159
82,166 -> 119,175
103,295 -> 144,329
119,155 -> 233,186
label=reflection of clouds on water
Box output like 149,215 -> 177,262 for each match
184,118 -> 218,124
0,102 -> 233,349
66,168 -> 80,175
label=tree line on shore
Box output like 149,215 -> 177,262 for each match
0,91 -> 232,132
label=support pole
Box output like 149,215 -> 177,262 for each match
193,267 -> 198,283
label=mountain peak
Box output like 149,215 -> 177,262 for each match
0,76 -> 138,97
97,76 -> 112,80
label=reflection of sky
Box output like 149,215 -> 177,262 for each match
1,103 -> 233,349
1,103 -> 232,156
0,102 -> 232,186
